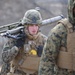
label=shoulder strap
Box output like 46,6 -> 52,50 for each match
58,18 -> 73,33
58,18 -> 72,29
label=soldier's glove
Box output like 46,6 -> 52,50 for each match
36,45 -> 43,57
15,31 -> 26,48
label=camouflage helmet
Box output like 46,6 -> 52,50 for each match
21,9 -> 42,25
68,0 -> 75,24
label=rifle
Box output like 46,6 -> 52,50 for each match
0,15 -> 64,39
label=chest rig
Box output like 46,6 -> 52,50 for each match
57,18 -> 75,71
10,33 -> 44,74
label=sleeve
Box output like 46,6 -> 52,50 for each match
43,35 -> 47,44
40,33 -> 48,45
38,23 -> 67,75
2,39 -> 19,63
0,62 -> 10,75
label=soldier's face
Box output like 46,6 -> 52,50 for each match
28,24 -> 39,35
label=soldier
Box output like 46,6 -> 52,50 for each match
38,0 -> 75,75
1,9 -> 47,75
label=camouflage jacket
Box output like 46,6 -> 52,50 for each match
1,32 -> 47,75
38,18 -> 75,75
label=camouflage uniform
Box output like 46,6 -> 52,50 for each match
1,9 -> 47,75
38,0 -> 75,75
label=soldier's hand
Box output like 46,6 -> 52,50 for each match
15,38 -> 25,48
36,45 -> 43,57
15,32 -> 26,48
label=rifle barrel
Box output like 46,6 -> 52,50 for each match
42,15 -> 64,26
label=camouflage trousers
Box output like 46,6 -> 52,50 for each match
7,70 -> 38,75
58,68 -> 75,75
